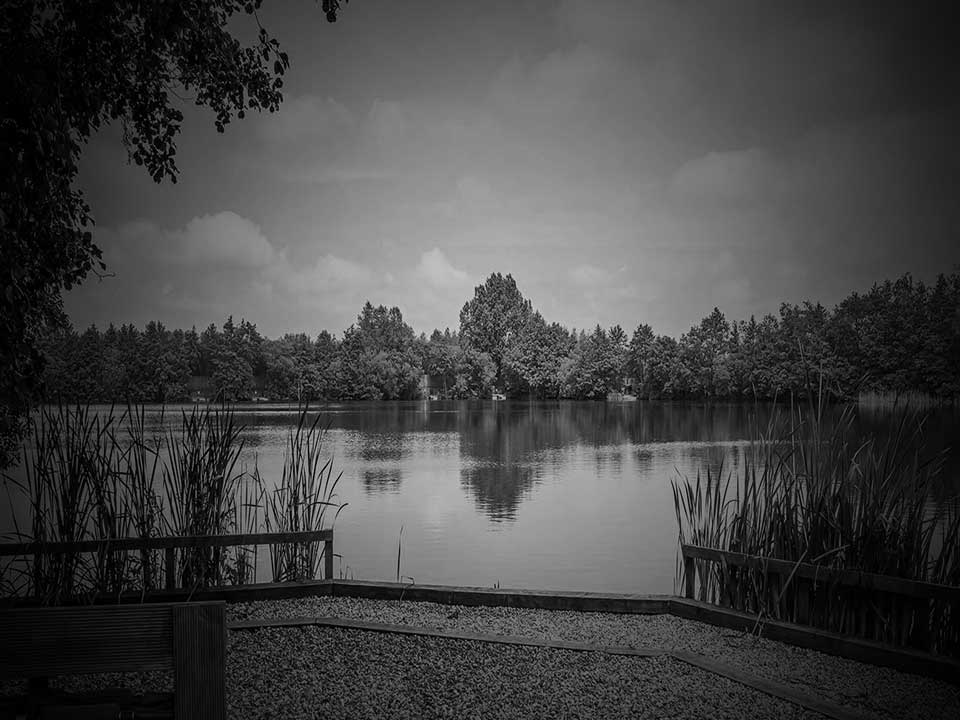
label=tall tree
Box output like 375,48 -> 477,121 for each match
459,273 -> 532,385
502,313 -> 573,398
0,0 -> 347,466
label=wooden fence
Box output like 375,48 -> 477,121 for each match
680,543 -> 960,656
0,529 -> 334,599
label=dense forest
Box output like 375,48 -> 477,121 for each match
39,271 -> 960,403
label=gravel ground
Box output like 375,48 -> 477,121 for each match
228,596 -> 960,720
228,625 -> 820,720
5,596 -> 956,719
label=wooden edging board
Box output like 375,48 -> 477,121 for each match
328,579 -> 672,613
0,580 -> 335,609
229,614 -> 876,720
669,597 -> 960,686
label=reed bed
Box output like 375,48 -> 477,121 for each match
672,393 -> 960,656
0,403 -> 345,604
255,411 -> 346,582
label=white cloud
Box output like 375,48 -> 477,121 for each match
67,212 -> 384,335
173,212 -> 276,268
415,248 -> 469,289
279,253 -> 376,293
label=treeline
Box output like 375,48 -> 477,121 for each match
40,271 -> 960,403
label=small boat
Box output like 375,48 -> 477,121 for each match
491,392 -> 506,401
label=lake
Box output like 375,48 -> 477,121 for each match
4,401 -> 958,594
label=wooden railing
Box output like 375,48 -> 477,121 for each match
0,529 -> 334,594
680,543 -> 960,655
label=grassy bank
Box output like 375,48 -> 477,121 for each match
0,403 -> 346,604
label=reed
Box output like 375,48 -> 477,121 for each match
161,403 -> 246,588
255,406 -> 347,582
1,401 -> 348,603
1,404 -> 133,603
672,391 -> 960,654
120,404 -> 165,591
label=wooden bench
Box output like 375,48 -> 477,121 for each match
0,601 -> 226,720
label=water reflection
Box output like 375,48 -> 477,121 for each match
361,468 -> 402,495
3,400 -> 958,593
143,400 -> 960,519
460,464 -> 540,523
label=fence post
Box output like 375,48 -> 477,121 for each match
165,547 -> 176,589
912,598 -> 931,650
324,535 -> 334,580
683,550 -> 696,599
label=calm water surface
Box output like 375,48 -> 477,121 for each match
150,401 -> 960,594
6,401 -> 959,594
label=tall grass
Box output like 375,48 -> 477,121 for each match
121,405 -> 165,591
161,404 -> 245,588
672,393 -> 960,655
1,402 -> 348,604
8,405 -> 107,603
255,407 -> 346,582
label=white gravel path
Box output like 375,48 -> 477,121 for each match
228,596 -> 960,720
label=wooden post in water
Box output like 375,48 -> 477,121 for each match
684,554 -> 696,599
165,547 -> 176,589
324,536 -> 334,580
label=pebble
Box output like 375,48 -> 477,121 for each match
227,625 -> 820,720
228,596 -> 960,720
5,596 -> 957,719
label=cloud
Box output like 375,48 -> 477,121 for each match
367,99 -> 409,147
569,264 -> 612,287
173,212 -> 276,268
668,148 -> 782,206
257,94 -> 355,144
415,248 -> 470,289
65,212 -> 382,335
68,1 -> 960,343
280,253 -> 376,293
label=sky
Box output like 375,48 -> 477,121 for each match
67,0 -> 960,340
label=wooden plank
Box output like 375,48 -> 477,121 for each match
173,603 -> 226,720
0,604 -> 175,678
681,544 -> 960,603
669,597 -> 960,685
0,529 -> 333,557
229,614 -> 667,658
330,580 -> 672,614
671,650 -> 877,720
